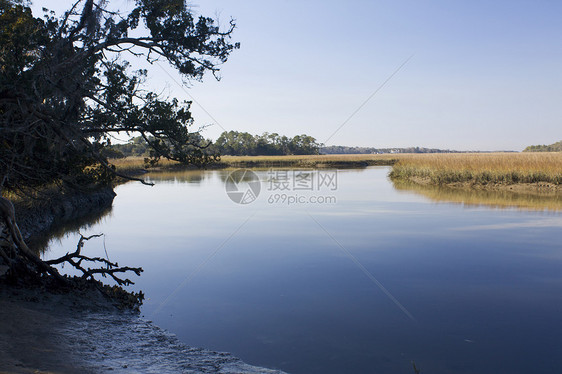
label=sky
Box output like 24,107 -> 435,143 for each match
31,1 -> 562,151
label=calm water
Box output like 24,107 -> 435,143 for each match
43,167 -> 562,374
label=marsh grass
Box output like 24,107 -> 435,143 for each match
219,154 -> 401,167
6,183 -> 74,211
110,154 -> 402,172
389,152 -> 562,186
113,152 -> 562,189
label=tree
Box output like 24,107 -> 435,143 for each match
1,0 -> 238,193
0,0 -> 238,295
212,131 -> 320,156
523,140 -> 562,152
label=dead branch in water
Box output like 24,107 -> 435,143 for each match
45,234 -> 143,286
1,196 -> 143,308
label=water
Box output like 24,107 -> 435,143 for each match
42,167 -> 562,373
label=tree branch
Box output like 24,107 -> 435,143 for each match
45,233 -> 143,286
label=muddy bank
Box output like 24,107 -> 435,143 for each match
0,286 -> 287,374
399,176 -> 562,195
0,286 -> 110,373
392,178 -> 562,211
1,185 -> 288,373
13,186 -> 116,241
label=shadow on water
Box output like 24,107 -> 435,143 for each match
392,179 -> 562,211
30,206 -> 114,255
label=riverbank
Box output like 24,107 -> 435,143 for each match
110,154 -> 402,175
392,179 -> 562,211
0,284 -> 114,373
389,152 -> 562,193
0,183 -> 286,373
0,286 -> 286,373
217,154 -> 400,168
113,153 -> 562,194
10,186 -> 116,241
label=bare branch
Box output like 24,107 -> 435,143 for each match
45,233 -> 143,286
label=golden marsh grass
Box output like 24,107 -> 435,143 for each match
110,154 -> 403,172
389,152 -> 562,186
112,152 -> 562,188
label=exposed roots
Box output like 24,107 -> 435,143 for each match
0,196 -> 144,310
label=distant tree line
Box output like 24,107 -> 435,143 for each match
106,131 -> 321,158
212,131 -> 320,156
523,141 -> 562,152
321,145 -> 460,154
107,137 -> 466,158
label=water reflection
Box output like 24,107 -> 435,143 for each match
30,206 -> 113,254
145,169 -> 210,184
40,167 -> 562,374
392,179 -> 562,211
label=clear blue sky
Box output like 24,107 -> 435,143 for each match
32,1 -> 562,151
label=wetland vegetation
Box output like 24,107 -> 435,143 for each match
113,152 -> 562,194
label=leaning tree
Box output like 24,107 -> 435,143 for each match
0,0 -> 238,294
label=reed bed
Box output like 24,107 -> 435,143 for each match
110,154 -> 404,172
218,154 -> 402,168
112,152 -> 562,188
389,152 -> 562,185
219,154 -> 401,163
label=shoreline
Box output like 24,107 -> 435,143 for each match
387,152 -> 562,194
1,183 -> 286,373
3,152 -> 559,372
113,153 -> 562,195
398,175 -> 562,194
12,186 -> 116,242
392,178 -> 562,211
111,154 -> 401,177
0,284 -> 114,373
0,286 -> 286,374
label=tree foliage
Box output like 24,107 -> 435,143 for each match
523,140 -> 562,152
104,133 -> 209,160
211,131 -> 321,156
321,145 -> 459,154
0,0 -> 238,193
